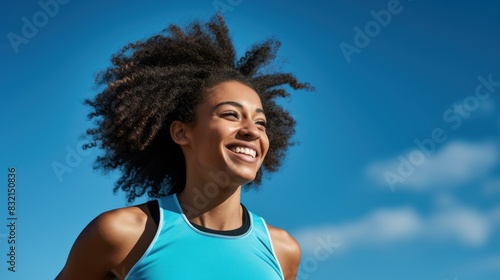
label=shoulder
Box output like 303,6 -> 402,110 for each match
267,225 -> 301,280
90,205 -> 149,250
56,203 -> 151,280
95,204 -> 150,240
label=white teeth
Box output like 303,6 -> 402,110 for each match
231,146 -> 257,158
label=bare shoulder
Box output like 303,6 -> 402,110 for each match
56,204 -> 151,280
267,225 -> 301,280
91,205 -> 151,253
95,204 -> 150,243
267,225 -> 301,255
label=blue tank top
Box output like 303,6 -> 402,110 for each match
124,194 -> 284,280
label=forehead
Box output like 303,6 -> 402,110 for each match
204,81 -> 263,107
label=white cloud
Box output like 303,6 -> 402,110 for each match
294,203 -> 498,255
464,255 -> 500,273
366,140 -> 498,190
426,207 -> 491,246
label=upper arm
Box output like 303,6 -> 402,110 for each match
56,209 -> 144,280
267,225 -> 301,280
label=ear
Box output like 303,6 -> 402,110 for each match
170,120 -> 190,145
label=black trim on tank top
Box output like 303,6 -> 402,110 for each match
146,199 -> 160,227
191,204 -> 250,236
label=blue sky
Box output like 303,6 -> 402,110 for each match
1,0 -> 499,279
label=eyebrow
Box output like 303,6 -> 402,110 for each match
214,101 -> 265,114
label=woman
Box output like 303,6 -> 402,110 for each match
56,14 -> 312,280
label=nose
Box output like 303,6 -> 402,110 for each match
238,119 -> 260,140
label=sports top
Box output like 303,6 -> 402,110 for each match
124,194 -> 284,280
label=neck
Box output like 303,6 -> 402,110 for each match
177,179 -> 243,231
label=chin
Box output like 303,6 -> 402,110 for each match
226,167 -> 258,186
234,174 -> 257,186
222,159 -> 261,184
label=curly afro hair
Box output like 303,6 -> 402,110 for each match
84,14 -> 313,203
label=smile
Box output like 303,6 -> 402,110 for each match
229,146 -> 257,158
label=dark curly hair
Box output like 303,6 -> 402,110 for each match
84,14 -> 313,203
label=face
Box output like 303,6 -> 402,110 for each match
174,80 -> 270,187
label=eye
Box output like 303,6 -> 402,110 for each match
220,111 -> 239,119
256,119 -> 267,129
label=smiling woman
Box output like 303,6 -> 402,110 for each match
55,14 -> 312,280
174,81 -> 270,186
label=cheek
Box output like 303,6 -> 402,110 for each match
206,124 -> 233,147
215,120 -> 239,136
261,134 -> 270,156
